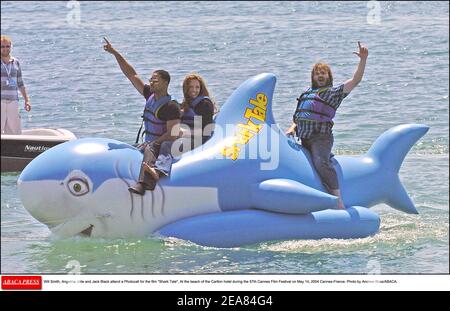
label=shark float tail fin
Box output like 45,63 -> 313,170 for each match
366,124 -> 429,214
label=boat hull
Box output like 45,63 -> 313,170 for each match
1,129 -> 76,172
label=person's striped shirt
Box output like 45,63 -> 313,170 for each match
1,57 -> 25,101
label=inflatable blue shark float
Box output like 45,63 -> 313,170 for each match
17,73 -> 429,248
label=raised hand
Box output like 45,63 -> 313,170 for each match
353,41 -> 368,59
103,37 -> 115,54
344,41 -> 368,93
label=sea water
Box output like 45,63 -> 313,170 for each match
1,1 -> 448,274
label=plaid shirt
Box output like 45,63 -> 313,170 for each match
294,84 -> 347,139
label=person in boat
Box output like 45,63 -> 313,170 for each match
1,35 -> 31,135
103,37 -> 181,195
285,41 -> 368,209
179,73 -> 216,150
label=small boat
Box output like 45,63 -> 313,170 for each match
1,128 -> 76,173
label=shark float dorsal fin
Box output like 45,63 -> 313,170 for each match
214,73 -> 277,130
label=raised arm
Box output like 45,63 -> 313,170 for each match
343,41 -> 368,94
103,37 -> 145,96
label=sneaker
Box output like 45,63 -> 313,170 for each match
143,179 -> 156,191
142,172 -> 156,191
128,182 -> 145,195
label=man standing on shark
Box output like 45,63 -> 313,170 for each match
286,41 -> 369,209
103,37 -> 181,195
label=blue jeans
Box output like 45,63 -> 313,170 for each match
301,132 -> 339,190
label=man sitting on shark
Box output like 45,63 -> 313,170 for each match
103,37 -> 181,195
286,41 -> 369,209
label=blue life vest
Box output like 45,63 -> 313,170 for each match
294,87 -> 336,123
181,96 -> 212,127
143,94 -> 172,142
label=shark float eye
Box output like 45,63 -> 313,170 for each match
67,178 -> 90,196
63,170 -> 93,197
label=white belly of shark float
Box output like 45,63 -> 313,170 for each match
17,73 -> 429,248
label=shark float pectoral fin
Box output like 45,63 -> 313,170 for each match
250,179 -> 338,214
157,207 -> 380,248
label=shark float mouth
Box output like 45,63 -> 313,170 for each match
17,73 -> 429,248
78,225 -> 94,237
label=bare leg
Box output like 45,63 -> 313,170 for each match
142,162 -> 160,181
330,188 -> 345,209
